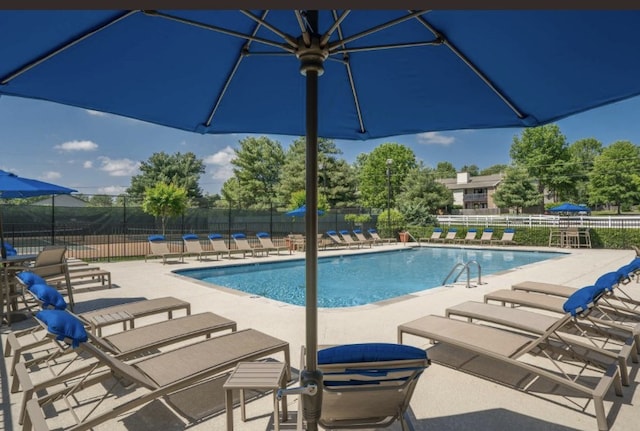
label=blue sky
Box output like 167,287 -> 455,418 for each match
1,94 -> 639,196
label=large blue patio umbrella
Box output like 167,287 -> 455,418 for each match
3,10 -> 640,428
0,170 -> 77,258
286,205 -> 325,217
549,203 -> 591,213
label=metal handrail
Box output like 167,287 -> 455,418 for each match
442,260 -> 482,288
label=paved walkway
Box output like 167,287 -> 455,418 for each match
2,243 -> 639,430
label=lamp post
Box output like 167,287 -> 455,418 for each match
386,158 -> 393,237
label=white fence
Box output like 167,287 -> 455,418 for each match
436,214 -> 640,229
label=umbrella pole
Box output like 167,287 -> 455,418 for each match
301,10 -> 323,430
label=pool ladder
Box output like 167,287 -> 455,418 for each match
442,260 -> 483,288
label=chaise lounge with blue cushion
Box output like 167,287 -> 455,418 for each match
145,234 -> 184,264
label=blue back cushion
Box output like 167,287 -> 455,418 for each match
182,233 -> 198,240
327,230 -> 337,236
618,258 -> 640,277
256,232 -> 269,238
339,230 -> 350,235
594,271 -> 623,291
3,242 -> 17,256
17,271 -> 47,287
208,233 -> 223,240
563,285 -> 606,316
353,229 -> 362,234
232,233 -> 246,239
29,284 -> 67,310
318,343 -> 427,365
367,228 -> 377,234
433,228 -> 442,233
148,234 -> 165,242
36,309 -> 87,348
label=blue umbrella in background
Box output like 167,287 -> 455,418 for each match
0,170 -> 77,258
286,205 -> 325,217
3,10 -> 640,428
549,203 -> 591,213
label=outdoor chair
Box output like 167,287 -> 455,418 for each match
398,287 -> 625,431
455,228 -> 477,244
353,229 -> 375,247
26,246 -> 74,309
231,233 -> 266,257
294,343 -> 429,431
419,228 -> 442,243
207,233 -> 247,259
490,228 -> 516,245
19,310 -> 289,431
339,230 -> 369,248
145,234 -> 184,264
367,228 -> 396,244
326,230 -> 348,248
441,228 -> 458,243
182,233 -> 221,261
470,228 -> 493,244
256,232 -> 290,255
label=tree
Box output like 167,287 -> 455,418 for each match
232,136 -> 285,210
433,161 -> 457,179
357,143 -> 417,209
141,182 -> 189,235
288,190 -> 328,212
588,140 -> 640,214
127,152 -> 205,202
479,164 -> 509,176
396,164 -> 452,222
492,166 -> 542,214
567,138 -> 603,203
510,124 -> 572,204
460,164 -> 480,176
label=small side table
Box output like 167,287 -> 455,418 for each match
224,361 -> 288,431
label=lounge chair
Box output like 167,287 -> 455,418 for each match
367,228 -> 396,244
24,246 -> 74,309
287,233 -> 306,251
455,228 -> 478,244
445,294 -> 637,386
256,232 -> 290,255
14,311 -> 238,420
352,229 -> 375,247
326,230 -> 348,248
294,343 -> 429,431
338,230 -> 369,248
491,228 -> 516,245
418,227 -> 442,243
145,234 -> 184,264
398,289 -> 624,431
471,228 -> 493,244
182,233 -> 221,261
232,233 -> 266,257
207,233 -> 246,259
21,310 -> 290,431
441,228 -> 458,243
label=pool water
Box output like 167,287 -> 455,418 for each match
175,248 -> 565,308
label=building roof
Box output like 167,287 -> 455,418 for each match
31,194 -> 88,207
438,173 -> 503,190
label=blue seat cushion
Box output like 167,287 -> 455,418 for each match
319,343 -> 427,365
594,271 -> 624,291
563,285 -> 606,316
36,309 -> 87,348
29,284 -> 67,310
208,233 -> 223,240
3,242 -> 17,256
232,233 -> 246,239
148,234 -> 165,242
17,271 -> 47,287
367,228 -> 377,233
182,233 -> 199,240
326,230 -> 338,236
256,232 -> 270,238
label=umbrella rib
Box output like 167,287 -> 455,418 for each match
240,10 -> 299,49
330,10 -> 365,135
1,11 -> 137,85
326,10 -> 429,52
413,13 -> 528,120
331,40 -> 442,55
144,10 -> 296,54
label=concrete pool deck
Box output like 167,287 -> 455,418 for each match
2,243 -> 639,430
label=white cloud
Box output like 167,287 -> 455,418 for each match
98,185 -> 127,194
97,156 -> 140,177
42,171 -> 62,180
54,140 -> 99,152
83,160 -> 93,168
204,146 -> 236,180
86,109 -> 107,116
416,132 -> 455,146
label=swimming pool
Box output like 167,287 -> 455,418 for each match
175,247 -> 565,308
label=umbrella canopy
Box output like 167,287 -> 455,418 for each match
286,204 -> 324,217
3,10 -> 640,428
549,203 -> 591,213
0,169 -> 77,258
